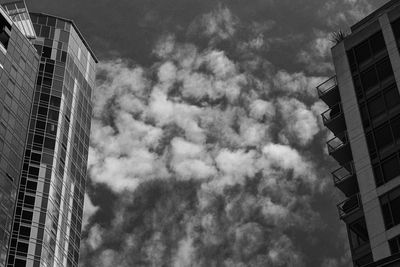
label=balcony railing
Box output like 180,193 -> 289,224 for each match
338,193 -> 361,219
322,103 -> 343,125
332,161 -> 355,186
327,132 -> 348,154
317,76 -> 337,97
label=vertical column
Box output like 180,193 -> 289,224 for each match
380,14 -> 400,96
332,42 -> 390,260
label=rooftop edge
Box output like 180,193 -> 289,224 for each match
30,12 -> 99,63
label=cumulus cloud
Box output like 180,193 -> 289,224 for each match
190,5 -> 238,42
273,70 -> 326,97
277,98 -> 320,146
82,193 -> 99,230
82,4 -> 337,267
297,30 -> 334,74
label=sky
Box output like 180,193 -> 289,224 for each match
28,0 -> 389,266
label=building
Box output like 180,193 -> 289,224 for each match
0,2 -> 39,266
318,0 -> 400,266
5,12 -> 97,267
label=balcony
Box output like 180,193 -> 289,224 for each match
332,162 -> 359,197
327,132 -> 353,165
317,76 -> 340,106
321,103 -> 346,135
338,194 -> 361,220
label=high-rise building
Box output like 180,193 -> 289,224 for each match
318,0 -> 400,266
0,3 -> 39,266
5,13 -> 97,267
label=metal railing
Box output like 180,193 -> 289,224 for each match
327,132 -> 348,154
321,103 -> 343,125
332,161 -> 355,185
337,193 -> 361,219
317,76 -> 337,97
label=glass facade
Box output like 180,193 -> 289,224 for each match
347,30 -> 400,189
0,6 -> 39,267
0,1 -> 36,39
6,13 -> 96,267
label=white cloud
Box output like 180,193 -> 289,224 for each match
170,137 -> 216,180
262,143 -> 316,183
86,225 -> 104,251
196,5 -> 238,41
249,99 -> 276,121
85,19 -> 332,265
82,193 -> 99,230
273,70 -> 326,97
278,98 -> 320,146
215,149 -> 259,187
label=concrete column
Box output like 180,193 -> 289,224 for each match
332,41 -> 390,261
380,14 -> 400,96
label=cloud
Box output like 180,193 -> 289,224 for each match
82,193 -> 99,230
83,5 -> 337,266
273,70 -> 326,97
190,5 -> 238,42
277,98 -> 320,146
319,0 -> 374,27
297,30 -> 334,74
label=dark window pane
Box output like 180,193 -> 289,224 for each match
19,226 -> 31,238
389,237 -> 400,254
36,120 -> 46,130
354,253 -> 373,267
355,41 -> 372,65
376,59 -> 394,82
24,195 -> 35,206
361,67 -> 379,92
392,196 -> 400,225
26,181 -> 37,190
28,167 -> 39,176
374,123 -> 393,150
360,104 -> 370,128
366,132 -> 376,153
392,116 -> 400,141
50,96 -> 61,107
48,109 -> 59,121
382,156 -> 400,182
368,95 -> 385,119
374,165 -> 384,186
370,32 -> 386,55
21,210 -> 33,221
44,137 -> 56,150
382,203 -> 393,229
42,46 -> 51,58
384,86 -> 400,111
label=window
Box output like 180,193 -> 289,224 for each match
348,217 -> 369,250
374,123 -> 393,150
368,95 -> 385,119
384,86 -> 400,111
0,13 -> 11,49
381,186 -> 400,229
382,156 -> 400,181
355,41 -> 372,66
376,58 -> 394,83
392,116 -> 400,141
389,235 -> 400,255
19,226 -> 31,240
374,154 -> 400,186
370,32 -> 386,55
361,67 -> 379,92
354,253 -> 373,267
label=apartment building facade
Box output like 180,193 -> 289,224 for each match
319,0 -> 400,266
